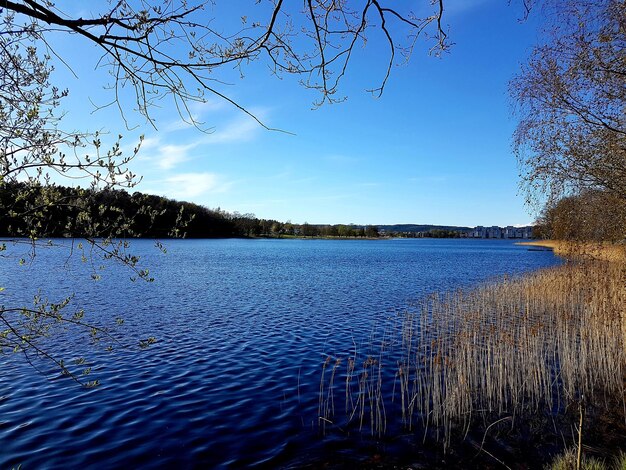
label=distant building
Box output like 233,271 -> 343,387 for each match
487,226 -> 502,238
468,226 -> 487,238
468,225 -> 533,239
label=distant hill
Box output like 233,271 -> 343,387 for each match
377,224 -> 472,233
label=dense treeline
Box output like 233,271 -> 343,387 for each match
512,0 -> 626,245
0,182 -> 237,238
381,229 -> 467,238
419,229 -> 465,238
535,190 -> 626,242
0,183 -> 384,239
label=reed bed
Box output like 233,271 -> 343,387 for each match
521,240 -> 626,263
319,253 -> 626,450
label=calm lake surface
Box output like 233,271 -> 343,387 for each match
0,238 -> 559,468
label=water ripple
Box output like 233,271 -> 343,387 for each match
0,239 -> 559,468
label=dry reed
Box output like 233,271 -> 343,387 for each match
319,249 -> 626,450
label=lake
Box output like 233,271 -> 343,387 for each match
0,238 -> 559,468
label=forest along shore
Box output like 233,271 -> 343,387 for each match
317,239 -> 626,468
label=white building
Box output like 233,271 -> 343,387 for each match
468,225 -> 533,239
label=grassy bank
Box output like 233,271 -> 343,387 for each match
319,241 -> 626,466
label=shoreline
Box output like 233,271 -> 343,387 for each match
517,239 -> 626,262
318,238 -> 626,468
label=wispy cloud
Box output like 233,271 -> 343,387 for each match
140,107 -> 269,170
144,172 -> 231,201
408,175 -> 450,184
237,170 -> 316,186
164,100 -> 271,141
138,136 -> 200,170
323,154 -> 359,165
206,114 -> 263,144
189,98 -> 229,115
356,182 -> 382,188
163,98 -> 230,132
443,0 -> 495,16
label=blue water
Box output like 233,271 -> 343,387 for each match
0,238 -> 558,468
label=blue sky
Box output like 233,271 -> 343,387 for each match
46,1 -> 544,227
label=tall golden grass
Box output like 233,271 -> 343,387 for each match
521,240 -> 626,263
319,243 -> 626,449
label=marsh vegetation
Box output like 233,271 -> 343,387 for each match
319,244 -> 626,464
